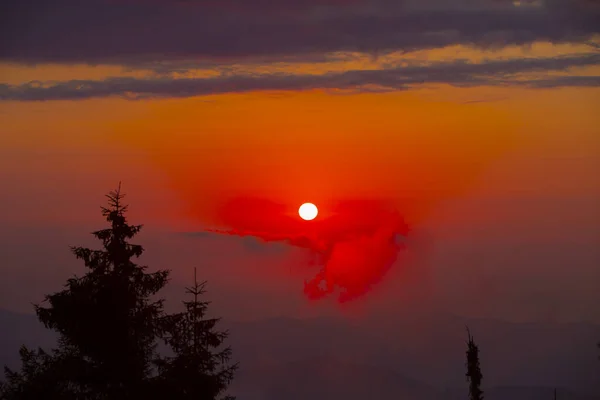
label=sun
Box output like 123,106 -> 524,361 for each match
298,202 -> 318,221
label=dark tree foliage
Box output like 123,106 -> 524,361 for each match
2,184 -> 170,400
155,268 -> 238,400
1,185 -> 239,400
465,327 -> 484,400
1,346 -> 82,400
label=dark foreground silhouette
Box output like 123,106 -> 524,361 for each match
0,185 -> 237,400
466,328 -> 484,400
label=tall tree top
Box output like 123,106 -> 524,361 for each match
32,184 -> 170,398
91,183 -> 144,265
466,327 -> 484,400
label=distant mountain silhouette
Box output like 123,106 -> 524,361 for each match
458,387 -> 599,400
2,310 -> 599,399
232,356 -> 441,400
232,358 -> 598,400
223,315 -> 600,395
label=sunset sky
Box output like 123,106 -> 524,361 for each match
0,0 -> 599,324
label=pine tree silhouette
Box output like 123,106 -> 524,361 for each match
2,184 -> 170,399
1,185 -> 239,399
465,327 -> 484,400
155,268 -> 238,399
1,346 -> 80,400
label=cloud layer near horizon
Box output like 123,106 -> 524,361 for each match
1,53 -> 599,101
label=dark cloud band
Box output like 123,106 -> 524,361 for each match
1,0 -> 598,65
1,53 -> 598,101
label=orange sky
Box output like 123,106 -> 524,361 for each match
1,75 -> 597,228
1,38 -> 599,321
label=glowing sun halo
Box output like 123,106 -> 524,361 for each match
299,203 -> 318,221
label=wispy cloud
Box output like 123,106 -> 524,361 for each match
1,53 -> 598,101
178,197 -> 411,303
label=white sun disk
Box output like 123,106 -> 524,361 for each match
299,203 -> 318,221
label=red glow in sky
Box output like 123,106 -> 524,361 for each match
206,197 -> 410,303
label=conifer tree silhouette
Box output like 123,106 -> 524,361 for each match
1,185 -> 239,400
2,184 -> 170,400
1,346 -> 80,400
465,327 -> 484,400
154,268 -> 238,400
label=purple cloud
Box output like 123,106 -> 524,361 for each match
1,0 -> 598,65
1,53 -> 598,101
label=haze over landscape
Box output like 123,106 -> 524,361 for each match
1,0 -> 599,398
